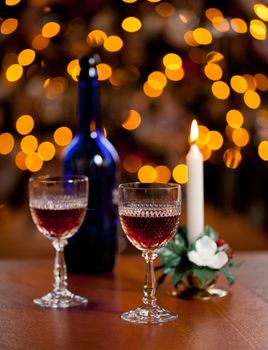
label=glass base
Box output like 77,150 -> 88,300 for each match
121,305 -> 178,324
33,289 -> 88,308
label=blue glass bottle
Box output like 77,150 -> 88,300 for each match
63,55 -> 119,273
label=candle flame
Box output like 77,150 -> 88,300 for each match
190,119 -> 199,144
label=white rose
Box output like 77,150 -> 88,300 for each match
187,235 -> 228,269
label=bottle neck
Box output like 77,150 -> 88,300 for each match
77,78 -> 102,135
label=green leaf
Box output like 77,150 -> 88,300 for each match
204,225 -> 218,241
171,271 -> 187,286
220,267 -> 235,285
228,260 -> 242,269
163,267 -> 176,275
192,267 -> 217,287
177,225 -> 187,240
158,251 -> 179,265
158,253 -> 181,273
166,240 -> 185,255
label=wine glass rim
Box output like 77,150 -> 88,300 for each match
29,175 -> 88,184
119,182 -> 181,190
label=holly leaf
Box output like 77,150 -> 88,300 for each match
177,225 -> 187,240
220,267 -> 235,285
204,225 -> 219,241
228,260 -> 242,269
192,267 -> 217,287
171,271 -> 187,286
166,240 -> 186,255
163,266 -> 176,275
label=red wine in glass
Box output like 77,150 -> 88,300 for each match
30,199 -> 87,240
120,205 -> 180,250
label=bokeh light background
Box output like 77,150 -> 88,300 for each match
0,0 -> 268,256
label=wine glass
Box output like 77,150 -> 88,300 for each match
118,182 -> 181,324
29,175 -> 88,308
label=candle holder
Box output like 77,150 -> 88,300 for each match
156,225 -> 241,300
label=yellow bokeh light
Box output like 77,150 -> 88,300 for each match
226,109 -> 244,128
6,64 -> 23,82
15,151 -> 27,170
225,125 -> 234,140
172,164 -> 188,184
232,128 -> 250,147
104,36 -> 123,52
258,141 -> 268,160
155,2 -> 175,17
122,0 -> 137,3
196,125 -> 209,147
205,130 -> 223,150
96,63 -> 112,81
123,154 -> 142,173
254,4 -> 268,22
165,67 -> 184,81
16,115 -> 34,135
53,127 -> 73,146
206,51 -> 224,63
199,145 -> 212,161
211,81 -> 230,100
155,165 -> 171,183
192,28 -> 212,45
26,152 -> 43,172
87,29 -> 107,46
67,59 -> 80,81
250,19 -> 266,40
0,18 -> 18,35
163,53 -> 182,70
143,82 -> 163,98
122,110 -> 141,130
109,69 -> 128,87
18,49 -> 36,66
243,90 -> 261,109
121,17 -> 142,33
255,73 -> 268,91
44,77 -> 67,98
147,0 -> 161,2
230,18 -> 248,33
212,17 -> 230,32
204,63 -> 222,81
32,34 -> 50,50
43,77 -> 66,99
183,31 -> 199,47
6,0 -> 21,4
243,74 -> 257,90
223,148 -> 242,169
20,135 -> 38,154
0,133 -> 15,155
42,22 -> 60,38
205,8 -> 223,21
38,141 -> 56,161
148,71 -> 167,89
230,75 -> 247,93
138,165 -> 157,183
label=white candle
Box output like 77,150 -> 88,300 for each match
186,120 -> 204,243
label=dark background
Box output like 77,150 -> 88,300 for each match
0,0 -> 268,257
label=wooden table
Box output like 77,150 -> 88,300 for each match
0,252 -> 268,350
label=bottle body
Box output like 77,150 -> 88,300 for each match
63,56 -> 119,273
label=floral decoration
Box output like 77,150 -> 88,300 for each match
157,226 -> 241,291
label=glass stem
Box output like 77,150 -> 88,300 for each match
142,250 -> 158,308
52,239 -> 68,293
